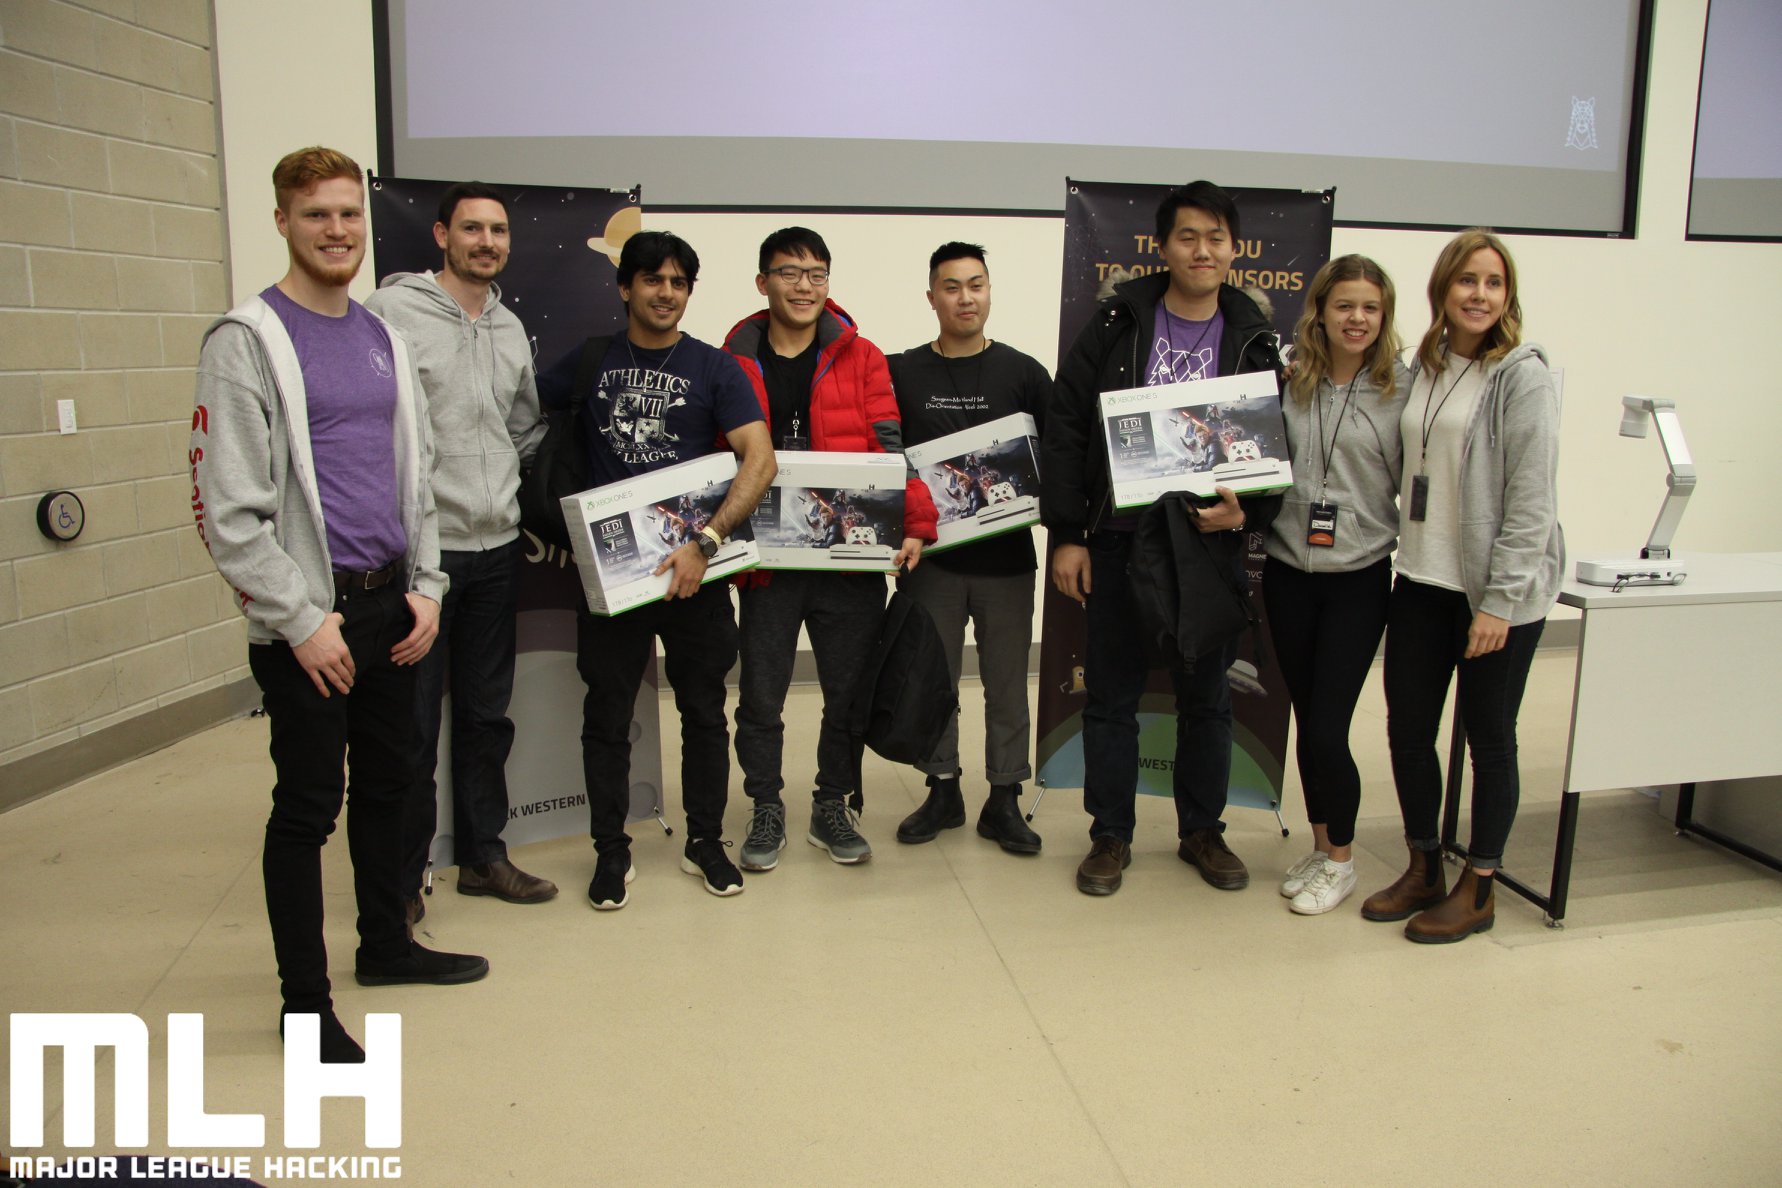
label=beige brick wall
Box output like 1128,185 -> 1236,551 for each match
0,0 -> 249,789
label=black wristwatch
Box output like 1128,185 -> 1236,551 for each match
696,527 -> 721,559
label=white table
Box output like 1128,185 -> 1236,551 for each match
1440,552 -> 1782,924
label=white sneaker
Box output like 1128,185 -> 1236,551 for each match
1279,850 -> 1328,897
1289,859 -> 1358,915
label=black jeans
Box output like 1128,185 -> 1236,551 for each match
1262,556 -> 1391,848
734,571 -> 886,804
248,581 -> 415,1014
1081,530 -> 1237,844
574,581 -> 738,854
1383,576 -> 1544,868
404,539 -> 522,889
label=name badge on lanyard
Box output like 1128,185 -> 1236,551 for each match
1308,500 -> 1338,547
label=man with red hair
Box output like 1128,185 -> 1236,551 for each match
191,147 -> 488,1064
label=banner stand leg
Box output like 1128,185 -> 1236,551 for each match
1028,779 -> 1047,822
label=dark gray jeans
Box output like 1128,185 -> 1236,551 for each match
735,570 -> 886,804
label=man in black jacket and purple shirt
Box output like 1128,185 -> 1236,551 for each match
1040,181 -> 1283,897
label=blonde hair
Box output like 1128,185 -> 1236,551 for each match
1417,228 -> 1523,373
1287,254 -> 1401,403
272,146 -> 363,212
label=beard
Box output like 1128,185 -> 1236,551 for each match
445,244 -> 504,284
291,242 -> 361,289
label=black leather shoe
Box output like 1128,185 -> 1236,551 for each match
279,1009 -> 365,1064
896,776 -> 966,843
354,941 -> 489,987
457,857 -> 558,904
976,784 -> 1041,854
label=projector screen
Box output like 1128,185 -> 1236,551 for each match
377,0 -> 1651,236
1687,0 -> 1782,241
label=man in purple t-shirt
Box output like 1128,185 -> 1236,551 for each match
1040,181 -> 1284,899
191,148 -> 488,1064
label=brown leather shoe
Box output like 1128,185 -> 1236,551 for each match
1360,844 -> 1447,921
1076,837 -> 1132,896
457,857 -> 558,904
1404,867 -> 1495,943
1176,828 -> 1249,890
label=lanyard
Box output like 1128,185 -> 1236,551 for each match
1418,350 -> 1475,467
1314,372 -> 1360,499
1159,305 -> 1219,382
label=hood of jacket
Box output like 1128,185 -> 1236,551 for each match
363,270 -> 541,551
722,297 -> 860,380
1109,271 -> 1276,350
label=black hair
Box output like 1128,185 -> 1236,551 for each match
616,231 -> 700,292
435,181 -> 508,229
928,241 -> 987,277
757,226 -> 831,273
1154,180 -> 1240,244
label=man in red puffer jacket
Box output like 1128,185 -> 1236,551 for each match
723,226 -> 938,873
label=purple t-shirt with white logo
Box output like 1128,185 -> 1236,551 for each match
262,286 -> 407,573
1145,304 -> 1223,386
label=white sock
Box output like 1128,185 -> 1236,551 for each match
1330,857 -> 1354,872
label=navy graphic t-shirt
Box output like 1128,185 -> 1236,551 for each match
539,332 -> 763,485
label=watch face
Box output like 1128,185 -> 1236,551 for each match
699,534 -> 719,558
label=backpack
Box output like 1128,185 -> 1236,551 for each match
517,335 -> 611,551
1127,493 -> 1257,673
845,590 -> 958,811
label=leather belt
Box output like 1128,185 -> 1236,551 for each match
332,560 -> 401,597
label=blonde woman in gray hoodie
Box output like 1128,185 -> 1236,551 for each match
1265,255 -> 1410,916
1363,229 -> 1563,943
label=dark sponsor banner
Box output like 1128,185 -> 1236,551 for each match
1037,180 -> 1333,818
367,177 -> 663,846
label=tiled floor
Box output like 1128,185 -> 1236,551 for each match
4,649 -> 1780,1185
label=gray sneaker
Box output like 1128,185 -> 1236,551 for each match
808,797 -> 872,864
739,802 -> 787,872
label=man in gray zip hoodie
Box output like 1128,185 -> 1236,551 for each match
365,182 -> 556,915
191,148 -> 488,1065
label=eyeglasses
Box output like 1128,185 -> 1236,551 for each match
765,265 -> 829,286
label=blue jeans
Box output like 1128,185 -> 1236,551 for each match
404,539 -> 522,889
1082,530 -> 1238,844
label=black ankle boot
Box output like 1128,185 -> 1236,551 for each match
896,776 -> 966,843
976,784 -> 1042,854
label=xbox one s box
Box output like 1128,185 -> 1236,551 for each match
905,412 -> 1041,554
559,453 -> 758,615
1099,371 -> 1291,509
749,451 -> 906,572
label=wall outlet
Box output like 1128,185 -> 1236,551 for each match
57,399 -> 77,435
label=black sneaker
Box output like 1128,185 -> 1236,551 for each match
354,941 -> 489,987
680,837 -> 744,897
587,849 -> 636,911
